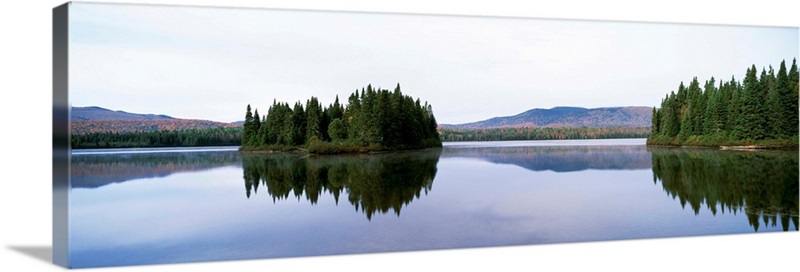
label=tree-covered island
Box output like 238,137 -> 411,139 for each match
648,59 -> 799,149
240,84 -> 442,154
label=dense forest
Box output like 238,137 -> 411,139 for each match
648,59 -> 799,148
439,126 -> 650,142
71,127 -> 242,148
241,84 -> 442,154
71,119 -> 238,135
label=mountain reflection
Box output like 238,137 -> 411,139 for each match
441,145 -> 651,172
649,147 -> 799,232
71,151 -> 241,188
241,149 -> 441,220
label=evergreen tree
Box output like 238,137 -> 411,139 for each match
242,84 -> 442,152
713,80 -> 728,135
426,103 -> 440,140
698,77 -> 714,135
265,101 -> 281,145
243,104 -> 254,145
679,78 -> 703,139
328,118 -> 347,141
664,92 -> 681,137
323,95 -> 344,141
703,78 -> 720,135
329,95 -> 344,120
648,59 -> 797,147
737,66 -> 767,140
346,91 -> 365,144
787,59 -> 799,136
292,102 -> 306,145
725,77 -> 741,134
256,115 -> 267,146
767,61 -> 788,138
306,97 -> 323,142
251,109 -> 261,146
758,67 -> 775,137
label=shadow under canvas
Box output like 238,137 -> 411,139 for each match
8,246 -> 53,265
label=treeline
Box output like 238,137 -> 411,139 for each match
648,59 -> 799,148
71,127 -> 242,148
241,84 -> 442,153
71,119 -> 238,135
439,126 -> 650,142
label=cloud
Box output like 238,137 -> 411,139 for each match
69,3 -> 799,124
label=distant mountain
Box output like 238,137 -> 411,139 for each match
441,106 -> 652,129
71,106 -> 240,134
71,106 -> 174,121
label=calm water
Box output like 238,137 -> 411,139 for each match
68,139 -> 799,268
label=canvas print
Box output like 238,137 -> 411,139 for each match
53,1 -> 799,269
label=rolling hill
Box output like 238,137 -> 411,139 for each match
71,106 -> 240,134
71,106 -> 174,121
441,106 -> 652,129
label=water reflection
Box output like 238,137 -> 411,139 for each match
442,145 -> 651,172
649,147 -> 799,232
71,151 -> 240,188
70,144 -> 798,233
241,149 -> 441,220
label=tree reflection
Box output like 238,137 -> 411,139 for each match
649,147 -> 798,232
241,149 -> 441,220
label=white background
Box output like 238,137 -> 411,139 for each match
1,1 -> 798,271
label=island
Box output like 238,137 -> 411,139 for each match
239,84 -> 442,154
647,59 -> 799,149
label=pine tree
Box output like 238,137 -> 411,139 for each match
698,77 -> 714,135
679,79 -> 702,140
713,80 -> 728,135
330,95 -> 343,120
251,109 -> 261,145
703,78 -> 719,135
241,84 -> 441,151
787,58 -> 799,136
656,95 -> 668,136
664,92 -> 680,137
737,66 -> 767,140
725,77 -> 741,134
767,61 -> 788,138
243,104 -> 254,145
328,118 -> 347,141
321,95 -> 344,141
265,101 -> 281,145
256,115 -> 267,146
292,102 -> 306,145
306,97 -> 323,142
647,59 -> 796,146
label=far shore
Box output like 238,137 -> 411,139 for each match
647,143 -> 798,151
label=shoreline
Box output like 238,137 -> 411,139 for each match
239,143 -> 443,155
646,136 -> 799,151
719,145 -> 767,150
646,144 -> 798,151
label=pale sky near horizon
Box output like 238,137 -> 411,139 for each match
68,2 -> 799,124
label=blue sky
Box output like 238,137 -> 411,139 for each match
69,2 -> 799,124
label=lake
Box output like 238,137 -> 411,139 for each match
68,139 -> 798,268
